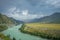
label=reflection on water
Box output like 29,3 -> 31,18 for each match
2,24 -> 47,40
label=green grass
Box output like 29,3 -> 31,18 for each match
20,23 -> 60,40
0,33 -> 11,40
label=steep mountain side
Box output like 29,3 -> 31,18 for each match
0,13 -> 23,25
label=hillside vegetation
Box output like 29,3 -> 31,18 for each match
0,25 -> 8,32
0,13 -> 19,25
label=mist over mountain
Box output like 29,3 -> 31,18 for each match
0,12 -> 60,24
27,12 -> 60,23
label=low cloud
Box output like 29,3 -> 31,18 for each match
5,7 -> 45,21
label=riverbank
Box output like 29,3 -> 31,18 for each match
2,24 -> 47,40
20,24 -> 60,40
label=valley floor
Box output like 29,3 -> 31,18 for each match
20,23 -> 60,40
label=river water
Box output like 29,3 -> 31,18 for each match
2,24 -> 47,40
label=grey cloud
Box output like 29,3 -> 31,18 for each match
0,0 -> 60,20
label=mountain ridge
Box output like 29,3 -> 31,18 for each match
28,12 -> 60,23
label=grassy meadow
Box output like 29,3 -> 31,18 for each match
20,23 -> 60,40
25,23 -> 60,30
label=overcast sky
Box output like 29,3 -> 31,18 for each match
0,0 -> 60,21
